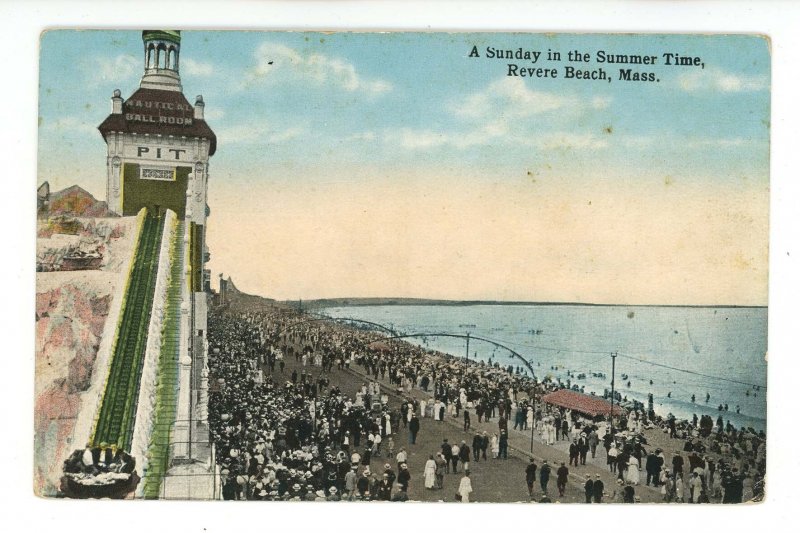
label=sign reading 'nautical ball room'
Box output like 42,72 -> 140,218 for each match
124,98 -> 195,125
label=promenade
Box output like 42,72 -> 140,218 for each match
268,327 -> 665,503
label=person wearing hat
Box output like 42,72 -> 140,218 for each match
377,473 -> 393,500
584,474 -> 594,503
344,467 -> 357,500
304,485 -> 316,501
480,431 -> 489,461
458,440 -> 471,473
539,460 -> 551,494
499,429 -> 509,459
396,448 -> 408,470
622,484 -> 635,503
409,414 -> 420,444
326,486 -> 341,501
383,463 -> 396,487
356,470 -> 370,500
525,458 -> 537,498
569,439 -> 580,467
440,439 -> 452,473
398,462 -> 411,492
435,452 -> 447,489
556,462 -> 569,497
592,474 -> 605,503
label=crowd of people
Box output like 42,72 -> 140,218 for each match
206,305 -> 765,503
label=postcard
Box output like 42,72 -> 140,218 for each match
35,30 -> 768,503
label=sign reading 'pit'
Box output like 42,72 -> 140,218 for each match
135,147 -> 188,160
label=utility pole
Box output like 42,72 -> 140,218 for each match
610,351 -> 617,436
530,378 -> 537,453
465,332 -> 470,365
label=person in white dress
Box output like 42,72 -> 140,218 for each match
424,456 -> 437,489
626,455 -> 640,485
458,472 -> 473,502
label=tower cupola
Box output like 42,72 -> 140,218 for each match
140,30 -> 182,91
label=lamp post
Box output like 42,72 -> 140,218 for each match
530,378 -> 537,453
610,351 -> 617,436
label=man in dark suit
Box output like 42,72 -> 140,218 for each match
459,441 -> 471,472
377,473 -> 392,500
540,460 -> 551,494
480,431 -> 489,460
499,430 -> 509,459
441,439 -> 452,473
525,458 -> 537,497
569,439 -> 580,467
409,415 -> 420,444
592,474 -> 605,503
646,451 -> 659,486
556,462 -> 569,497
472,433 -> 482,462
584,475 -> 594,503
578,434 -> 589,465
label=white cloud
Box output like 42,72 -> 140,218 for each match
688,137 -> 755,148
617,135 -> 760,150
84,54 -> 139,87
530,133 -> 609,151
378,78 -> 614,152
381,125 -> 608,152
182,58 -> 214,77
243,42 -> 392,95
677,67 -> 768,93
452,77 -> 608,120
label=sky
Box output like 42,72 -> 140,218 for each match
37,30 -> 770,305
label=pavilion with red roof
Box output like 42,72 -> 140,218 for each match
541,388 -> 627,418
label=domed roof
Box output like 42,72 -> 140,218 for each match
142,30 -> 181,44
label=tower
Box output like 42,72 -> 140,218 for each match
98,30 -> 216,225
96,31 -> 217,476
98,29 -> 215,296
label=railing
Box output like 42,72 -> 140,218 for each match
141,220 -> 184,499
154,438 -> 218,500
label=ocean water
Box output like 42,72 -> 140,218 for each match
323,305 -> 767,431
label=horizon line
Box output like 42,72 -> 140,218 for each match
263,295 -> 768,309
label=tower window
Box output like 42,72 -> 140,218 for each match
157,44 -> 167,69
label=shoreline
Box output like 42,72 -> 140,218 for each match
287,297 -> 767,310
320,305 -> 767,433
